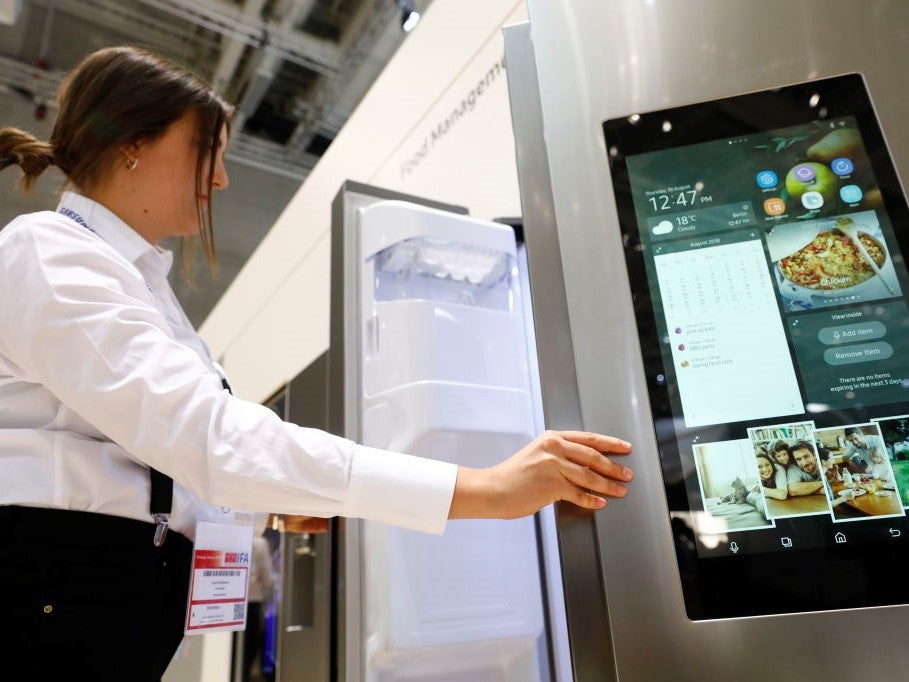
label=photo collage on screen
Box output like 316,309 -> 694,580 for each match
691,419 -> 907,535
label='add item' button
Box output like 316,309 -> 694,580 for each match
818,321 -> 887,345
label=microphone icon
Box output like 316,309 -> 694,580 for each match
729,542 -> 740,554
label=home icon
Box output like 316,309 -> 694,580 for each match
834,532 -> 847,544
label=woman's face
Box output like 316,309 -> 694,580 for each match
130,111 -> 229,242
774,450 -> 791,467
757,457 -> 773,481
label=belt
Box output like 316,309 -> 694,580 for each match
0,505 -> 191,554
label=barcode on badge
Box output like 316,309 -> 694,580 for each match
233,602 -> 246,621
202,569 -> 242,577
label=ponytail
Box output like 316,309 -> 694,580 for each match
0,127 -> 55,191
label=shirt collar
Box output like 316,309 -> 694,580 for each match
56,191 -> 173,277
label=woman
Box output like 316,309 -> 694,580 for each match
756,454 -> 788,500
0,47 -> 633,679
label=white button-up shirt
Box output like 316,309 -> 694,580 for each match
0,192 -> 457,539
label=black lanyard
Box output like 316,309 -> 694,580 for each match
152,377 -> 232,545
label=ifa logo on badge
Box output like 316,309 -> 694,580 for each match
224,552 -> 250,565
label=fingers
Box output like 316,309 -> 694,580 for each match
560,430 -> 632,454
560,459 -> 630,499
536,430 -> 633,512
541,431 -> 634,482
564,485 -> 609,510
282,515 -> 330,534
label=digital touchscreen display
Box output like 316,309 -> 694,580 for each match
604,75 -> 909,618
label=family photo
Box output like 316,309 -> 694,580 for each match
749,422 -> 830,518
816,423 -> 904,522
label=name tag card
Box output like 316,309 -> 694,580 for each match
185,519 -> 255,634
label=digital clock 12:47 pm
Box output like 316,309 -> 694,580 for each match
646,189 -> 714,211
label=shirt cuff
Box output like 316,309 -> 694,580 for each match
342,445 -> 458,534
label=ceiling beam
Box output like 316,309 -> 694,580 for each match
0,52 -> 64,103
28,0 -> 217,60
210,0 -> 267,93
286,0 -> 398,155
230,0 -> 317,132
137,0 -> 341,75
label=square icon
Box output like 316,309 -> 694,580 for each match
756,170 -> 778,188
831,157 -> 854,176
792,164 -> 816,182
839,184 -> 863,204
801,191 -> 824,210
763,197 -> 786,216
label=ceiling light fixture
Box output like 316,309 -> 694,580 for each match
399,1 -> 420,32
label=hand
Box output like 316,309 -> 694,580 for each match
449,430 -> 633,520
268,514 -> 331,534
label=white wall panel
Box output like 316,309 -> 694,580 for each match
201,0 -> 527,401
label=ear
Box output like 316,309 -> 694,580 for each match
118,141 -> 141,159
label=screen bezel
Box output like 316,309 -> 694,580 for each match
603,74 -> 909,620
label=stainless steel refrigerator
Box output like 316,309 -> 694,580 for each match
504,1 -> 909,680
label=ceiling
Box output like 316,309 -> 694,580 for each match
0,0 -> 431,325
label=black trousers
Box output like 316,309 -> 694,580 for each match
0,505 -> 193,682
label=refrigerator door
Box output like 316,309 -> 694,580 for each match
330,183 -> 555,682
505,2 -> 909,681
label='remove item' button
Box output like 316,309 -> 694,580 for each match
823,341 -> 893,366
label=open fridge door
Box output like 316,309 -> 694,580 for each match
330,183 -> 566,682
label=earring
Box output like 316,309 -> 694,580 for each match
126,157 -> 139,171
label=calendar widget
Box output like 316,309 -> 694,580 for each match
653,232 -> 801,427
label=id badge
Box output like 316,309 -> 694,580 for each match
184,511 -> 255,635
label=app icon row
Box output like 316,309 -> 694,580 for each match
756,158 -> 854,189
762,185 -> 863,215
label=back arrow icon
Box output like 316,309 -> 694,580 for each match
889,528 -> 901,538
